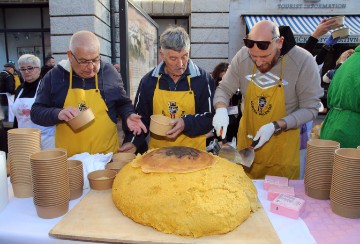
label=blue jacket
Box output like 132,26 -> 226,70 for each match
31,60 -> 135,127
124,60 -> 215,152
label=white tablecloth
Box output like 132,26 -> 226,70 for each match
0,179 -> 316,244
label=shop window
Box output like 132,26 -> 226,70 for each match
5,8 -> 41,29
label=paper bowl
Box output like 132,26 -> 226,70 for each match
150,115 -> 173,136
105,161 -> 129,172
112,152 -> 136,162
67,108 -> 95,131
87,169 -> 117,190
332,28 -> 350,39
328,16 -> 345,28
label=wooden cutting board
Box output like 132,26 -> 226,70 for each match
50,190 -> 280,243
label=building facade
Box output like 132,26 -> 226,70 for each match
0,0 -> 359,83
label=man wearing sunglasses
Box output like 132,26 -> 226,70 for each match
212,20 -> 323,179
31,30 -> 147,157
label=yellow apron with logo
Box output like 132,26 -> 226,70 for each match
55,68 -> 118,157
237,59 -> 300,179
149,75 -> 206,150
14,74 -> 21,89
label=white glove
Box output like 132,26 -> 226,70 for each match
212,108 -> 229,139
253,122 -> 275,149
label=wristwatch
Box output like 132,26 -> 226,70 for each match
272,121 -> 282,135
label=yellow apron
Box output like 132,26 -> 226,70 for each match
14,73 -> 21,89
149,74 -> 206,150
55,68 -> 119,157
237,59 -> 300,179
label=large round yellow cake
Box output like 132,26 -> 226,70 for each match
112,146 -> 258,238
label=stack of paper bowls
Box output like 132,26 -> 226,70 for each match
8,128 -> 41,198
67,160 -> 83,200
30,150 -> 70,219
304,139 -> 340,200
330,148 -> 360,218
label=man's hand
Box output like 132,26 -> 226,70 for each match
58,106 -> 79,121
126,114 -> 147,135
253,123 -> 275,149
212,108 -> 229,139
118,142 -> 136,153
312,18 -> 342,39
166,118 -> 185,139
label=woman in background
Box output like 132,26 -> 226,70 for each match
12,54 -> 55,149
212,62 -> 242,143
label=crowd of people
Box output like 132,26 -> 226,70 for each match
0,18 -> 358,179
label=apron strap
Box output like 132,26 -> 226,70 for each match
156,74 -> 192,91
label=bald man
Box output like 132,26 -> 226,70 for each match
31,30 -> 146,157
213,20 -> 323,179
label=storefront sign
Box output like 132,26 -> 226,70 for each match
295,35 -> 359,43
278,0 -> 347,9
278,3 -> 346,9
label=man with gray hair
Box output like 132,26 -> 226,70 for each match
31,30 -> 146,157
212,20 -> 323,179
120,26 -> 215,153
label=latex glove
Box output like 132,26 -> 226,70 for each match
212,108 -> 229,139
325,35 -> 339,47
253,123 -> 275,150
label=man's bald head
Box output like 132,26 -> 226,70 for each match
248,20 -> 280,41
69,31 -> 100,53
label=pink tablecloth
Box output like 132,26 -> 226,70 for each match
291,180 -> 360,244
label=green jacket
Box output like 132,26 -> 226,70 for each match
320,45 -> 360,148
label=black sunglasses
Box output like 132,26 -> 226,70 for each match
243,36 -> 279,50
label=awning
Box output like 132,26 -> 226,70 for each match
243,15 -> 360,44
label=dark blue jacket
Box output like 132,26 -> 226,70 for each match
123,60 -> 215,152
31,60 -> 135,127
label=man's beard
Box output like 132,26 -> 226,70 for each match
257,49 -> 281,73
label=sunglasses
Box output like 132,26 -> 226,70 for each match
243,36 -> 279,50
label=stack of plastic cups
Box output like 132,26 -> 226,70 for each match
30,150 -> 69,219
8,128 -> 41,198
304,139 -> 340,200
330,148 -> 360,218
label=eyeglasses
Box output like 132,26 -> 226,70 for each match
243,36 -> 279,50
71,52 -> 101,67
19,67 -> 39,72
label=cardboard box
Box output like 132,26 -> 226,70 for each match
270,194 -> 305,219
267,185 -> 295,201
264,175 -> 289,190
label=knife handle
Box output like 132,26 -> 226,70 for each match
219,127 -> 227,144
250,138 -> 260,149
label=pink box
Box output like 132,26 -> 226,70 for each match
263,175 -> 289,190
270,194 -> 305,219
267,185 -> 295,201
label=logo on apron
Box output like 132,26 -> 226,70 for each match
250,95 -> 272,116
78,101 -> 88,112
167,100 -> 179,118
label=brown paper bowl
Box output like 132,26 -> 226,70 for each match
332,28 -> 350,39
35,202 -> 69,219
87,169 -> 117,190
328,16 -> 345,27
105,161 -> 129,172
150,115 -> 173,136
67,108 -> 95,130
112,152 -> 136,162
